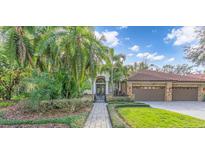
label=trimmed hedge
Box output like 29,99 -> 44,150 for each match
107,96 -> 134,103
0,112 -> 89,128
26,97 -> 93,113
108,104 -> 128,128
0,102 -> 16,108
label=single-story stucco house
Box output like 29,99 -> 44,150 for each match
87,70 -> 205,102
121,70 -> 205,101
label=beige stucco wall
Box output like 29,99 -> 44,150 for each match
127,82 -> 133,98
198,85 -> 204,101
165,82 -> 172,101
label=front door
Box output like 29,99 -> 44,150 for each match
96,84 -> 105,100
95,77 -> 106,102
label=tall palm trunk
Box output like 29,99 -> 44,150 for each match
15,26 -> 34,67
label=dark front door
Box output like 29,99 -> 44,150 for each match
95,77 -> 106,102
96,84 -> 105,95
96,84 -> 105,100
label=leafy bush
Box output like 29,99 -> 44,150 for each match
25,97 -> 93,113
24,70 -> 95,111
203,95 -> 205,101
0,52 -> 28,100
0,102 -> 16,107
12,94 -> 28,101
26,71 -> 62,111
107,96 -> 133,103
0,58 -> 24,100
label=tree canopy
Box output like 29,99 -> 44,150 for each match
185,27 -> 205,66
0,26 -> 128,100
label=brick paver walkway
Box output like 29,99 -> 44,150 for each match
84,103 -> 112,128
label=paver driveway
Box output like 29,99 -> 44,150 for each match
84,103 -> 112,128
143,101 -> 205,120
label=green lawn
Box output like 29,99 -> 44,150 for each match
107,102 -> 150,128
118,107 -> 205,128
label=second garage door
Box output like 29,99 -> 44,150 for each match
172,87 -> 198,101
133,86 -> 165,101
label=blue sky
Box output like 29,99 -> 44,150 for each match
95,26 -> 202,71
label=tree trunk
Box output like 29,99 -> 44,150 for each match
4,89 -> 12,100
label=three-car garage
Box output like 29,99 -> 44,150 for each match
133,86 -> 199,101
126,70 -> 205,102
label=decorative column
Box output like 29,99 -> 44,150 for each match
106,81 -> 109,94
127,82 -> 132,96
93,80 -> 96,94
165,82 -> 172,101
198,86 -> 204,101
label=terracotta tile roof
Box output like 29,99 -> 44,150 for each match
187,74 -> 205,80
127,70 -> 205,82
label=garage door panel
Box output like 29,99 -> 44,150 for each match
134,87 -> 165,101
173,87 -> 198,101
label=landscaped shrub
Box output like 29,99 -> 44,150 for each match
12,94 -> 28,101
107,96 -> 134,103
26,71 -> 63,111
203,95 -> 205,101
0,67 -> 24,100
107,104 -> 128,128
25,97 -> 93,113
0,112 -> 89,128
0,102 -> 16,108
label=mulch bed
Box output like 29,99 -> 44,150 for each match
0,123 -> 69,128
3,103 -> 91,120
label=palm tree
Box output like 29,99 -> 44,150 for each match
100,48 -> 126,95
58,26 -> 108,96
33,26 -> 64,72
0,26 -> 113,99
87,31 -> 109,98
1,26 -> 34,67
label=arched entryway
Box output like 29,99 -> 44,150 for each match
95,77 -> 106,101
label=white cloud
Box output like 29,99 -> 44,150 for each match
167,57 -> 175,62
94,31 -> 102,40
119,26 -> 128,29
164,26 -> 198,46
127,53 -> 134,57
136,52 -> 165,61
129,45 -> 140,52
95,31 -> 119,47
